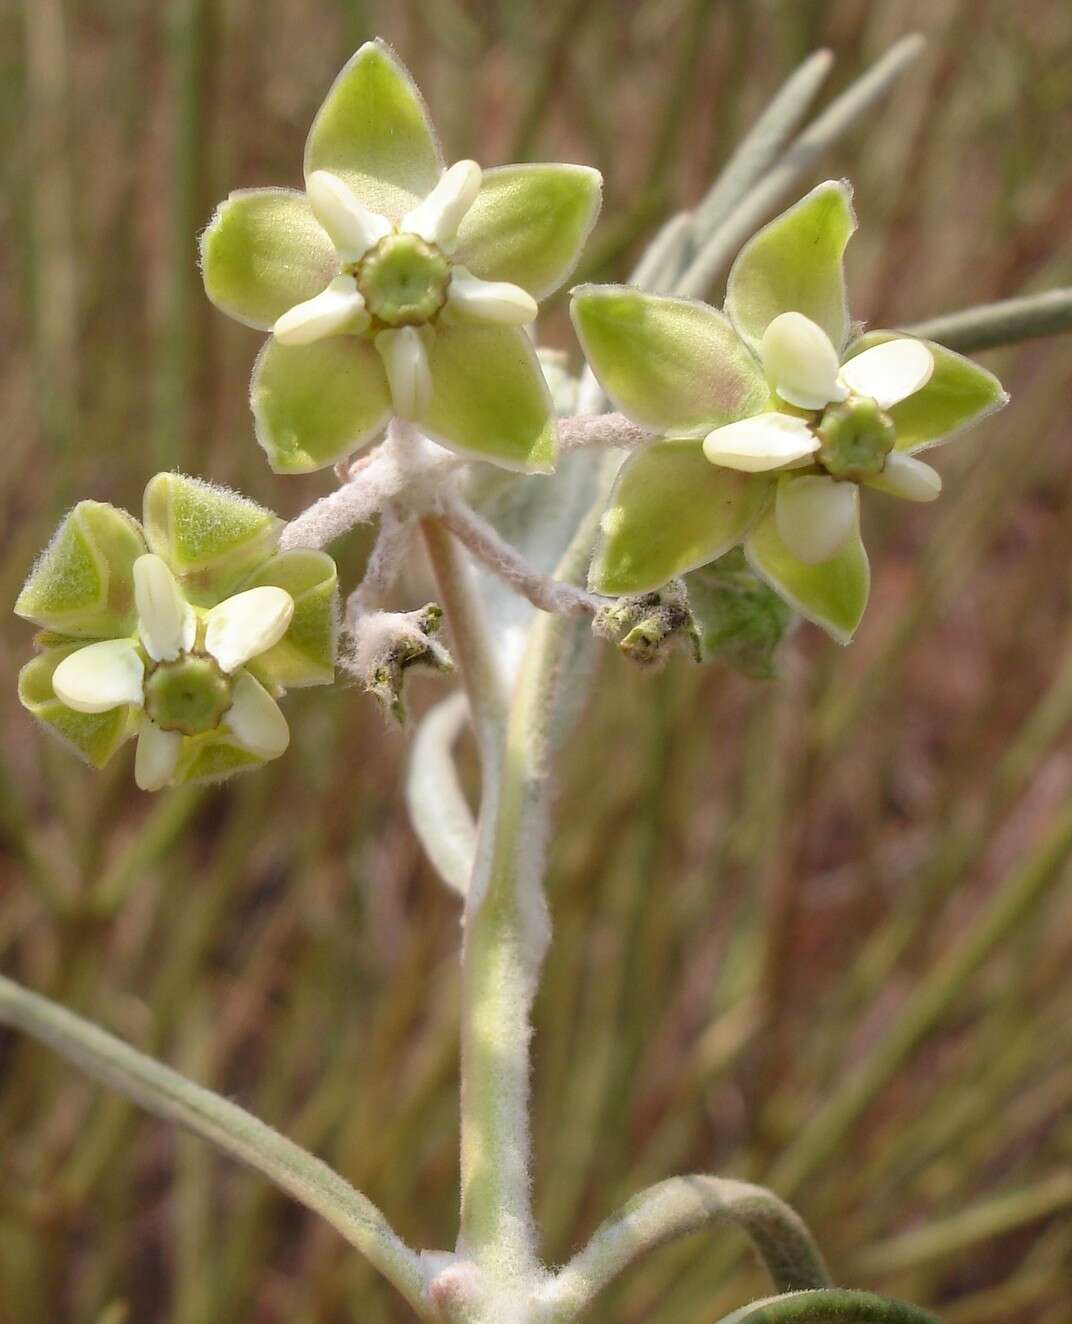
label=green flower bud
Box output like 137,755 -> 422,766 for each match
351,604 -> 453,724
593,583 -> 700,669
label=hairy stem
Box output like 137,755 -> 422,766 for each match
0,974 -> 429,1316
438,496 -> 602,618
421,512 -> 544,1282
905,287 -> 1072,352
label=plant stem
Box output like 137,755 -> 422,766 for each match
421,513 -> 546,1283
420,515 -> 509,755
905,288 -> 1072,352
0,974 -> 428,1316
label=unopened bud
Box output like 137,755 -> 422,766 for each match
348,604 -> 453,723
593,581 -> 700,669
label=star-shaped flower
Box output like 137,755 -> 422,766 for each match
200,40 -> 602,475
15,476 -> 338,789
571,180 -> 1008,641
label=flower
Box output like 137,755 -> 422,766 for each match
15,475 -> 338,789
571,180 -> 1008,642
200,40 -> 602,475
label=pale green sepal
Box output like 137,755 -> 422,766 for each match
725,179 -> 856,357
250,336 -> 392,474
571,286 -> 769,435
15,501 -> 146,639
456,164 -> 602,300
685,549 -> 793,679
171,729 -> 263,786
200,188 -> 337,332
18,646 -> 137,769
847,331 -> 1008,454
303,40 -> 443,221
745,498 -> 869,644
421,324 -> 556,471
242,550 -> 338,688
591,440 -> 768,596
142,473 -> 282,607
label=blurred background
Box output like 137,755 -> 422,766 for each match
2,1 -> 1072,1321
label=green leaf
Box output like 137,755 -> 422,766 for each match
142,473 -> 282,607
422,324 -> 555,471
456,164 -> 602,300
745,500 -> 869,644
250,336 -> 392,474
571,286 -> 769,435
716,1289 -> 940,1324
171,730 -> 263,786
242,550 -> 338,689
18,646 -> 137,769
303,40 -> 442,221
846,331 -> 1008,454
686,549 -> 792,679
591,440 -> 768,596
200,188 -> 337,332
15,502 -> 146,639
725,180 -> 856,358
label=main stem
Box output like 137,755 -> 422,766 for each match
421,516 -> 549,1286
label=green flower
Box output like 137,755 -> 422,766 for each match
572,180 -> 1008,642
14,476 -> 338,790
201,40 -> 602,475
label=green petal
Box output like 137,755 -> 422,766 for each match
15,501 -> 146,639
200,188 -> 337,332
251,335 -> 391,474
590,440 -> 768,596
303,40 -> 442,221
171,730 -> 263,786
143,473 -> 282,607
725,179 -> 856,357
421,324 -> 555,471
745,500 -> 869,644
571,286 -> 769,435
18,646 -> 137,769
846,331 -> 1009,454
242,550 -> 338,689
455,164 -> 602,300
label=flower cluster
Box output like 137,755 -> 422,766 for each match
573,181 -> 1007,641
14,40 -> 1011,791
15,476 -> 337,789
200,40 -> 601,475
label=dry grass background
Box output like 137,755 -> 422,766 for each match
2,1 -> 1072,1321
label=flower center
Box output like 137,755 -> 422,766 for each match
816,396 -> 896,481
144,654 -> 233,736
354,233 -> 451,327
